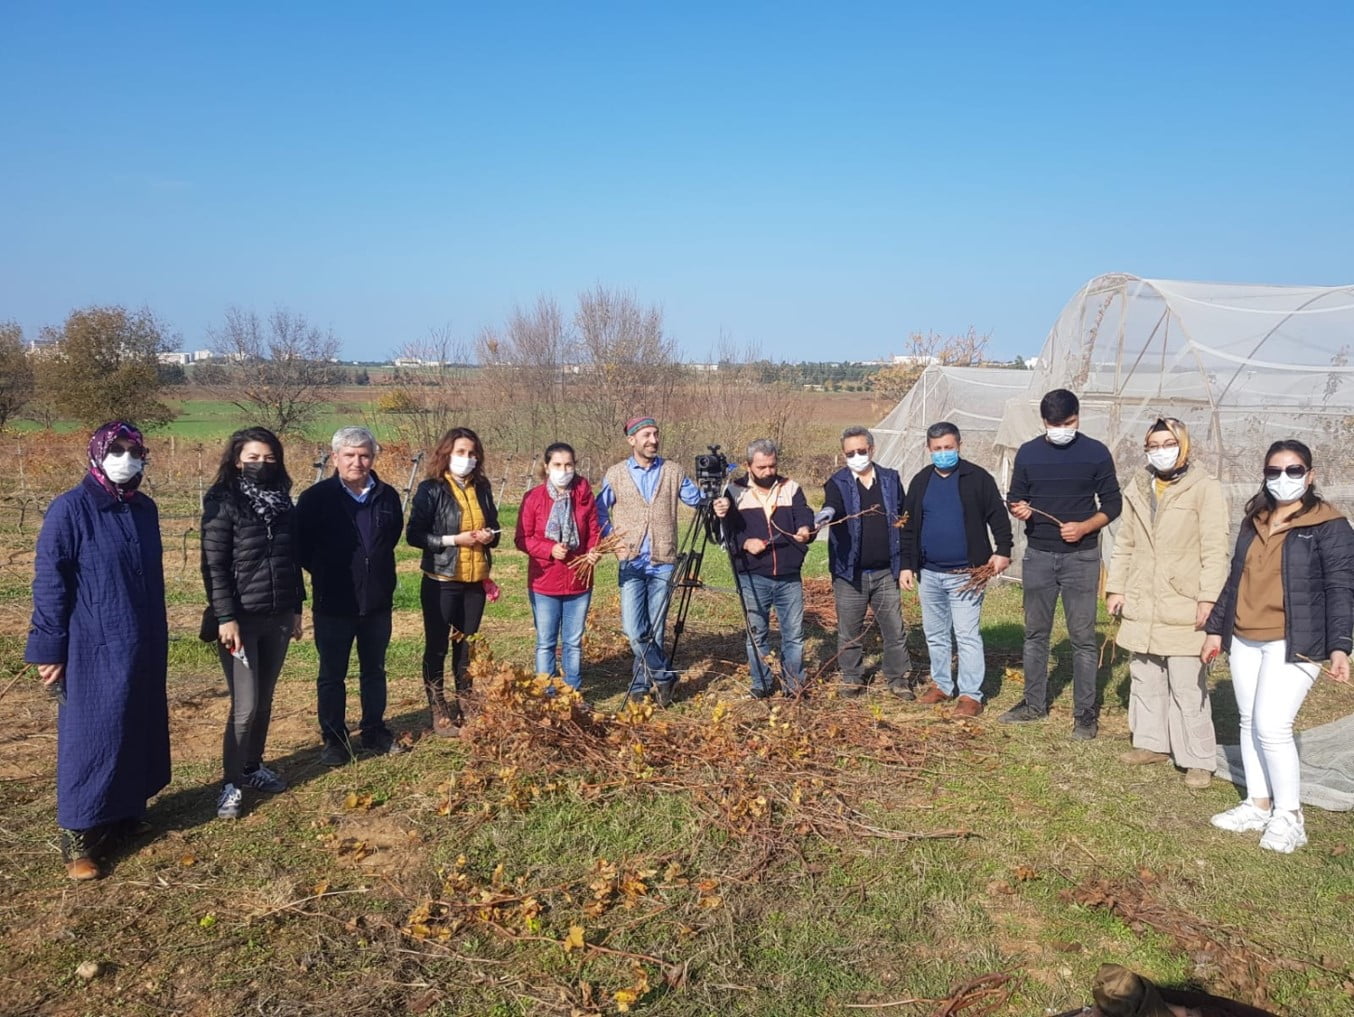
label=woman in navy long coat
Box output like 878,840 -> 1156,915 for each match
25,421 -> 170,880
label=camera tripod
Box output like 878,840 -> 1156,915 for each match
623,494 -> 761,706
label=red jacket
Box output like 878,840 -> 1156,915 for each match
514,477 -> 602,596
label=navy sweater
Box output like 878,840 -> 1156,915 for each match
1006,433 -> 1122,552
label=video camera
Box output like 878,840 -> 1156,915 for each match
694,444 -> 730,502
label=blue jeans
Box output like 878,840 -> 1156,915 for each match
918,569 -> 986,701
529,589 -> 592,690
738,573 -> 805,695
619,561 -> 676,695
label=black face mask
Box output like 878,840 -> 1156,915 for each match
241,461 -> 282,486
751,473 -> 777,489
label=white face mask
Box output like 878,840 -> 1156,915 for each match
1266,473 -> 1307,504
1046,427 -> 1077,446
845,452 -> 872,473
449,455 -> 477,478
102,452 -> 144,484
549,467 -> 574,488
1147,447 -> 1180,473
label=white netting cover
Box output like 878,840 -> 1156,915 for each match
872,365 -> 1032,486
993,273 -> 1354,515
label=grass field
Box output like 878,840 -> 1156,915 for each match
9,398 -> 385,442
2,502 -> 1353,1017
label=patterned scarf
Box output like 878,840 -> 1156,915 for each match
544,480 -> 579,550
237,473 -> 293,524
87,421 -> 146,502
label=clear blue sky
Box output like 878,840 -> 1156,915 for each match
2,2 -> 1351,362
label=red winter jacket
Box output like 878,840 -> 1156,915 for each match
514,477 -> 602,596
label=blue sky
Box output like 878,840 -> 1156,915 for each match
2,2 -> 1351,362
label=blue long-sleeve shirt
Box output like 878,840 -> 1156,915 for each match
1006,432 -> 1121,552
596,455 -> 703,573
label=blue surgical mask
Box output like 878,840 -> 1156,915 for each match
931,449 -> 959,470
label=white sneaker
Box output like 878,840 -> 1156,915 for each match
240,764 -> 286,794
1210,800 -> 1272,833
1259,811 -> 1307,853
216,783 -> 243,820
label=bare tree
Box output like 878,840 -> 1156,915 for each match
868,328 -> 992,403
36,306 -> 176,428
379,324 -> 471,451
207,308 -> 342,435
0,321 -> 35,431
574,286 -> 678,459
473,296 -> 573,462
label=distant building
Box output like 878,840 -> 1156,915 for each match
158,351 -> 192,365
192,349 -> 215,361
891,354 -> 941,367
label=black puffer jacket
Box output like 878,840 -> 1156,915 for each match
1205,509 -> 1354,662
406,476 -> 501,577
201,482 -> 306,622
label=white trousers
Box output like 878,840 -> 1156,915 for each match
1228,635 -> 1317,812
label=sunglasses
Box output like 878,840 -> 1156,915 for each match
108,442 -> 146,458
1262,464 -> 1308,479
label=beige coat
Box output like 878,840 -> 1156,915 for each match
1106,468 -> 1230,656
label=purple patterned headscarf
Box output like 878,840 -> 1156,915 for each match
88,421 -> 147,501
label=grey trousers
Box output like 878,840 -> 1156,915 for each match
218,611 -> 293,785
1128,652 -> 1217,770
1022,546 -> 1100,724
833,570 -> 911,685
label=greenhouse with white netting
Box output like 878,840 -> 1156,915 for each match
991,273 -> 1354,514
876,273 -> 1354,522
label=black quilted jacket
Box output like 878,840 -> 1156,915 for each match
405,476 -> 501,578
1205,511 -> 1354,662
200,482 -> 306,622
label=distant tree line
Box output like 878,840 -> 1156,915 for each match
0,305 -> 344,435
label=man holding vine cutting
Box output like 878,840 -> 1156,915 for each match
712,438 -> 815,699
1002,389 -> 1122,739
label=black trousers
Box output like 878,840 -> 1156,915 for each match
420,577 -> 486,698
314,611 -> 393,747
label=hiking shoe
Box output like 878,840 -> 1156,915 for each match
1071,721 -> 1098,741
320,742 -> 353,767
654,681 -> 676,707
1119,748 -> 1170,766
998,702 -> 1046,724
240,764 -> 286,793
746,687 -> 774,701
1259,811 -> 1307,854
838,683 -> 866,698
888,680 -> 915,701
1210,800 -> 1272,833
216,783 -> 243,820
953,696 -> 984,718
917,684 -> 951,705
361,731 -> 406,756
1184,768 -> 1213,790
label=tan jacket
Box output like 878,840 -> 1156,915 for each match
1106,468 -> 1230,656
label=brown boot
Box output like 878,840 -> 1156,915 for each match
953,696 -> 984,718
1118,748 -> 1170,766
917,683 -> 950,705
65,857 -> 101,881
